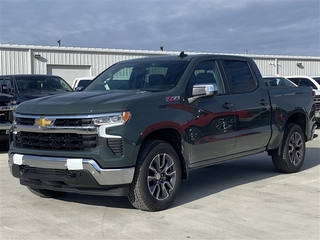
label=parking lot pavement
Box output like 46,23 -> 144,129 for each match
0,130 -> 319,240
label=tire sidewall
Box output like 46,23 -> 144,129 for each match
282,124 -> 305,172
137,141 -> 181,210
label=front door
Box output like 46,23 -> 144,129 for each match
185,60 -> 237,168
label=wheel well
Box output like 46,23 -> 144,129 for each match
287,113 -> 306,139
142,128 -> 188,180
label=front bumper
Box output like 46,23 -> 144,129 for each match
8,153 -> 135,192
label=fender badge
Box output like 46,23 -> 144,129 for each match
166,96 -> 180,102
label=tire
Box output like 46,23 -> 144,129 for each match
128,140 -> 181,211
271,123 -> 306,173
27,187 -> 67,198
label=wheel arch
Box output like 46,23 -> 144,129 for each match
140,128 -> 189,180
286,112 -> 307,141
268,111 -> 307,155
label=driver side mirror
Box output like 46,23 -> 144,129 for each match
188,83 -> 218,103
1,84 -> 9,94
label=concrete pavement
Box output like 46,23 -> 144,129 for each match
1,130 -> 319,240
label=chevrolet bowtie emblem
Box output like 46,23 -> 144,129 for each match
34,117 -> 52,128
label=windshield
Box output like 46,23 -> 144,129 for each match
84,60 -> 189,92
15,76 -> 73,93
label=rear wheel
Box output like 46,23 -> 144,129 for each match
27,187 -> 66,198
271,123 -> 305,173
128,140 -> 181,211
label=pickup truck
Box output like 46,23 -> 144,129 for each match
8,53 -> 317,211
0,92 -> 16,151
0,74 -> 73,147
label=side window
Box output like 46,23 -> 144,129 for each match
187,61 -> 225,95
223,60 -> 256,93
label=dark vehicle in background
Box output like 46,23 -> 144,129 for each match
0,74 -> 73,104
8,54 -> 316,211
286,76 -> 320,125
0,92 -> 16,151
0,74 -> 72,149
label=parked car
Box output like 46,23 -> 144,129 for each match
8,53 -> 316,211
263,76 -> 297,87
286,76 -> 320,124
71,76 -> 95,90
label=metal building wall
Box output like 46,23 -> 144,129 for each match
0,46 -> 30,74
251,55 -> 320,76
1,44 -> 320,77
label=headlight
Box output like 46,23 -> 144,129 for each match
93,111 -> 131,126
10,99 -> 18,105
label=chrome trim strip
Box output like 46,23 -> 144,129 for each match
0,122 -> 12,130
14,112 -> 122,119
13,124 -> 98,134
9,154 -> 134,186
0,106 -> 15,111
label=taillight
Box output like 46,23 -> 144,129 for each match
312,90 -> 316,97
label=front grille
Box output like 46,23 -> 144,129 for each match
14,132 -> 98,151
314,96 -> 320,110
0,111 -> 10,123
107,138 -> 123,156
15,117 -> 35,125
15,117 -> 94,126
20,166 -> 68,176
55,118 -> 93,126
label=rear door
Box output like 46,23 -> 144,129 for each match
221,60 -> 271,154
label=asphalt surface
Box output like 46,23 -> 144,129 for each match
0,130 -> 319,240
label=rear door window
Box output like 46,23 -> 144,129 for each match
222,60 -> 257,93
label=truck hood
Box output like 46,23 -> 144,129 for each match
16,90 -> 155,115
0,93 -> 15,102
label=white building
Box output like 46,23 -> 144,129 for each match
1,44 -> 319,86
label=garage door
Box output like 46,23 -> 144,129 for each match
47,65 -> 91,86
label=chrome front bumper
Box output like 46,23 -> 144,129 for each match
8,153 -> 135,186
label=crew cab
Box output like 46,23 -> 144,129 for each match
8,53 -> 317,211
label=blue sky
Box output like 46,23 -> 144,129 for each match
0,0 -> 319,56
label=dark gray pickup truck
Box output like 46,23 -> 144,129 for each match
0,74 -> 73,148
0,93 -> 16,150
8,53 -> 317,211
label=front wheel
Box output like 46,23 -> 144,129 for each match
27,187 -> 67,198
271,123 -> 306,173
128,140 -> 181,211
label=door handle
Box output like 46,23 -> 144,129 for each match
222,102 -> 234,109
